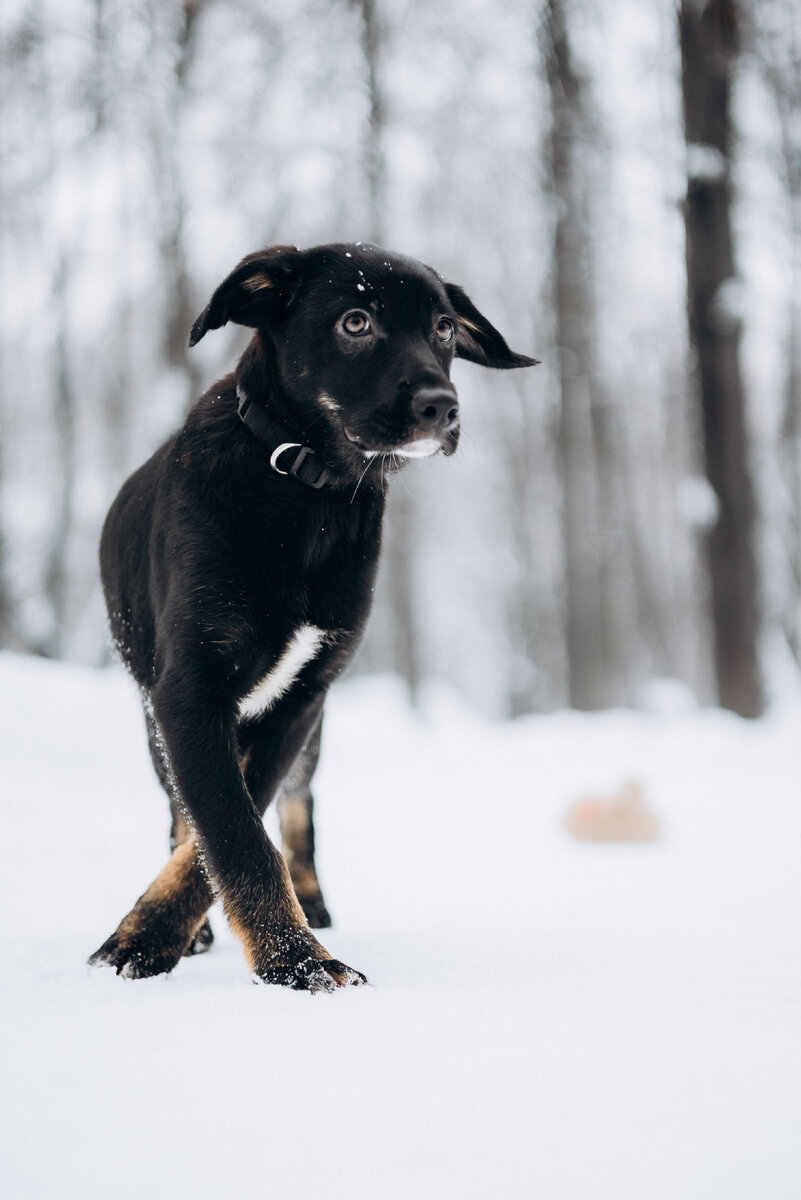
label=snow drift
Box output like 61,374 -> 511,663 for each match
1,653 -> 799,1198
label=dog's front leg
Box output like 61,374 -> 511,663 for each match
149,680 -> 363,991
88,834 -> 214,978
91,683 -> 363,988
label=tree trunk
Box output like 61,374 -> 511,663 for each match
503,380 -> 568,715
755,4 -> 801,665
542,0 -> 608,710
149,0 -> 206,402
42,258 -> 77,657
356,0 -> 386,238
680,0 -> 763,716
352,0 -> 422,701
780,186 -> 801,663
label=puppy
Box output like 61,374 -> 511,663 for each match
90,242 -> 536,991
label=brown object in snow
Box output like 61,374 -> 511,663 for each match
562,780 -> 660,843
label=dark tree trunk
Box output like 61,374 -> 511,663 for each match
680,0 -> 763,717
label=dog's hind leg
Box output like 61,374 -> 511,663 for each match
238,711 -> 331,928
145,709 -> 214,957
275,716 -> 332,929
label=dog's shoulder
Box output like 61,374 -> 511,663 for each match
175,373 -> 241,461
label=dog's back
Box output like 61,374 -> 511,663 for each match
100,447 -> 167,682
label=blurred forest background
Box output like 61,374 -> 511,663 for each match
1,0 -> 800,718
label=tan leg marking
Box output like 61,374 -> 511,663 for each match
278,793 -> 324,899
227,844 -> 312,970
89,836 -> 215,976
111,837 -> 212,946
144,837 -> 202,902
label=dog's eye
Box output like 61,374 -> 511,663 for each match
435,318 -> 455,345
341,311 -> 371,337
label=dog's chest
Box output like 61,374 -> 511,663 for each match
237,624 -> 328,721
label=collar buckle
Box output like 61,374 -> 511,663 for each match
271,442 -> 330,489
237,387 -> 331,490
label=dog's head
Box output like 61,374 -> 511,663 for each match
190,243 -> 537,472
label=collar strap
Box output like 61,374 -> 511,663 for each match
237,386 -> 331,490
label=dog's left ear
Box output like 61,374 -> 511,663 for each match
445,283 -> 539,370
189,246 -> 304,346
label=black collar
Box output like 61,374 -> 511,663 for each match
236,386 -> 332,490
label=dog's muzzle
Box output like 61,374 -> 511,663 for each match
344,384 -> 460,459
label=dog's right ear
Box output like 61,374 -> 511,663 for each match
188,246 -> 304,346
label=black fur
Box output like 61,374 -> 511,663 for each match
90,242 -> 536,991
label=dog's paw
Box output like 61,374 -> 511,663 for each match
321,959 -> 368,988
88,907 -> 206,979
250,927 -> 367,992
88,929 -> 186,979
256,955 -> 367,993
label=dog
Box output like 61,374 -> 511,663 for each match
89,242 -> 537,991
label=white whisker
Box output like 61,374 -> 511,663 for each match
350,455 -> 375,503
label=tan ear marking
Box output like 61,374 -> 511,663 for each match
242,273 -> 275,293
457,316 -> 482,334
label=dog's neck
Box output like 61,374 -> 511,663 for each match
235,381 -> 333,490
234,341 -> 336,491
233,336 -> 393,497
235,338 -> 298,430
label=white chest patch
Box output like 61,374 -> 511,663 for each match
237,624 -> 327,722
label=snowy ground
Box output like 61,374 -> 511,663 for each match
1,652 -> 800,1199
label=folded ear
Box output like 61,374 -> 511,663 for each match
189,245 -> 304,346
444,283 -> 539,370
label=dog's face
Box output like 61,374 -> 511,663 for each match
190,243 -> 536,471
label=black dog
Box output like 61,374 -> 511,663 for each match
90,242 -> 536,991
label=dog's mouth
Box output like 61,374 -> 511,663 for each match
392,438 -> 443,459
343,427 -> 457,460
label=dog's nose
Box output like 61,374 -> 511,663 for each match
411,388 -> 459,434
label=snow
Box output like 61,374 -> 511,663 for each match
1,652 -> 800,1198
686,143 -> 728,184
709,276 -> 747,334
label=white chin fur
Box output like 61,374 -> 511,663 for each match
393,439 -> 442,459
